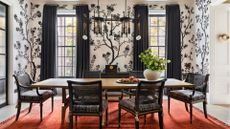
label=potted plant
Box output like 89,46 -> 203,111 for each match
139,49 -> 170,80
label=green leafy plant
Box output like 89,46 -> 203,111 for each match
139,49 -> 170,71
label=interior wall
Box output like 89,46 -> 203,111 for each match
0,0 -> 31,104
28,0 -> 199,73
2,0 -> 212,104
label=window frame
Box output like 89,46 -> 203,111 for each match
148,14 -> 166,58
0,1 -> 8,107
56,14 -> 77,78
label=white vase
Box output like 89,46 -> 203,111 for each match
143,69 -> 161,80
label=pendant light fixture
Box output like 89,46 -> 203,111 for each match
120,0 -> 131,37
93,0 -> 104,35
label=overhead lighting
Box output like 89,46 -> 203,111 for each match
92,0 -> 104,35
91,0 -> 133,36
120,0 -> 131,37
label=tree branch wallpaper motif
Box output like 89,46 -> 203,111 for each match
89,4 -> 133,72
194,0 -> 211,74
14,0 -> 42,80
181,4 -> 196,73
12,0 -> 212,80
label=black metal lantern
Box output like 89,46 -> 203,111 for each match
93,0 -> 104,35
120,16 -> 131,37
120,0 -> 131,37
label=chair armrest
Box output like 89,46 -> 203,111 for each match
31,80 -> 37,84
19,84 -> 33,90
35,88 -> 42,96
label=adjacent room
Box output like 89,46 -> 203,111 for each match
0,0 -> 229,129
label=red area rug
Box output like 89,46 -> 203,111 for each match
0,99 -> 229,129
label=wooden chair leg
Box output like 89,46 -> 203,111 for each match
51,96 -> 54,112
69,113 -> 73,129
28,102 -> 33,113
158,111 -> 163,129
168,95 -> 170,113
189,103 -> 193,124
118,105 -> 121,128
75,116 -> 77,127
106,107 -> 108,126
203,101 -> 208,118
135,113 -> 139,129
100,115 -> 103,129
15,101 -> 21,121
185,102 -> 188,112
40,102 -> 43,121
75,115 -> 77,121
144,115 -> 147,124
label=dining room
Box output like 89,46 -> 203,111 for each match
0,0 -> 230,129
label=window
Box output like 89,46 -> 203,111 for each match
149,10 -> 166,58
0,2 -> 7,107
56,10 -> 76,77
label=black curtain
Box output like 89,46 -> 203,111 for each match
40,5 -> 57,80
75,5 -> 90,78
166,5 -> 181,79
133,5 -> 149,71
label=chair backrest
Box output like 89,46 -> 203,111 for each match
129,71 -> 144,78
135,79 -> 167,112
67,80 -> 103,112
83,71 -> 101,78
13,72 -> 32,98
185,73 -> 210,93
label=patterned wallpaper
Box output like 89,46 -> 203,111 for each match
13,0 -> 42,81
13,0 -> 211,81
180,0 -> 211,74
89,4 -> 134,72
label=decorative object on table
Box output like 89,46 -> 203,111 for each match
116,76 -> 139,84
139,49 -> 170,80
105,65 -> 117,73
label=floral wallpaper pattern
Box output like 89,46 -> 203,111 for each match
194,0 -> 211,74
89,4 -> 133,72
13,0 -> 42,80
13,0 -> 212,81
180,0 -> 211,74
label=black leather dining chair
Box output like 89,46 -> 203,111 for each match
13,72 -> 54,121
168,73 -> 210,124
118,79 -> 167,129
67,80 -> 108,129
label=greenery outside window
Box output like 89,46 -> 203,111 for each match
56,10 -> 76,77
149,10 -> 166,58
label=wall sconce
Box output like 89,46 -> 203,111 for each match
218,33 -> 229,41
135,35 -> 142,41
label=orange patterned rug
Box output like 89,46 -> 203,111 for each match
0,99 -> 229,129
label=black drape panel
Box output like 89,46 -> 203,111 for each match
166,5 -> 181,79
76,5 -> 90,78
40,5 -> 57,80
133,5 -> 149,71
